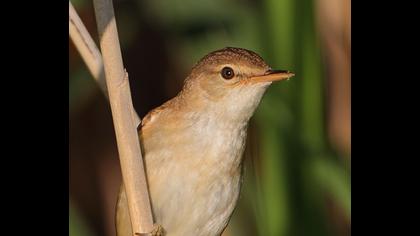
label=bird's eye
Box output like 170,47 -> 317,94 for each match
221,67 -> 235,80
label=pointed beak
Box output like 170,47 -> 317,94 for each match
249,69 -> 295,83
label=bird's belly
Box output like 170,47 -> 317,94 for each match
146,152 -> 243,236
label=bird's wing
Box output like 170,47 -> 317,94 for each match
141,107 -> 162,128
141,99 -> 175,128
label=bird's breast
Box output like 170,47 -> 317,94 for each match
140,114 -> 248,235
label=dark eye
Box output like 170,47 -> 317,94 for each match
221,67 -> 235,80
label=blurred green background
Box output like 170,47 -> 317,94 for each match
69,0 -> 350,235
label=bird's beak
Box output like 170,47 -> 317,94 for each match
230,69 -> 295,87
249,69 -> 295,84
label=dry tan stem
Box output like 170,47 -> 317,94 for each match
69,2 -> 107,95
91,0 -> 155,234
69,1 -> 140,127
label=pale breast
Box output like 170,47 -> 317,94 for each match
117,111 -> 248,236
144,127 -> 246,235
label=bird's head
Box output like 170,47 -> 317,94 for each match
180,47 -> 294,123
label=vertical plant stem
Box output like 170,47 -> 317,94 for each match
69,1 -> 140,127
91,0 -> 154,234
69,1 -> 107,96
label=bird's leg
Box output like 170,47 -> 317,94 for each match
134,224 -> 164,236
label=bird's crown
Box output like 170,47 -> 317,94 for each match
191,47 -> 269,71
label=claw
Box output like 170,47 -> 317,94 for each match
134,224 -> 164,236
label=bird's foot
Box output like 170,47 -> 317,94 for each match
151,224 -> 164,236
134,224 -> 164,236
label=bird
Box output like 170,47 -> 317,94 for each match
116,47 -> 294,236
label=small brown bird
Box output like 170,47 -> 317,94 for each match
116,47 -> 294,236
